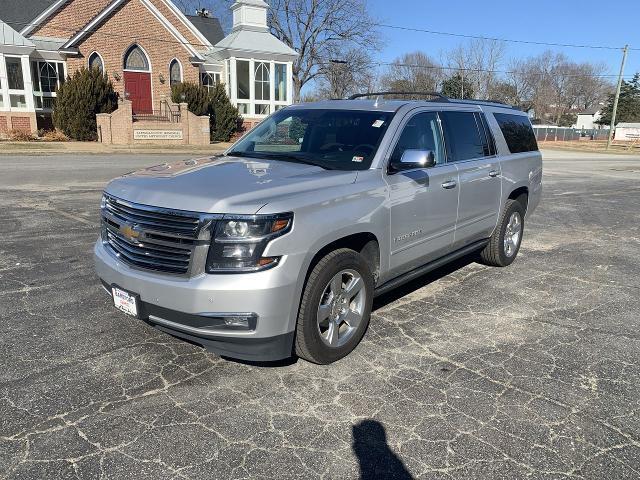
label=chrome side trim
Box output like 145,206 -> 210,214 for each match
148,314 -> 258,338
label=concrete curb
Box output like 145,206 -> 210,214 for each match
0,141 -> 232,156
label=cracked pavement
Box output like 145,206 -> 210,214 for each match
0,150 -> 639,479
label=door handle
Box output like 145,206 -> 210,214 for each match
441,180 -> 457,189
488,170 -> 499,178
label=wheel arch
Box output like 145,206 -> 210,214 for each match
306,232 -> 381,285
508,186 -> 529,212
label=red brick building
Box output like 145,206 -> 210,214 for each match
0,0 -> 296,136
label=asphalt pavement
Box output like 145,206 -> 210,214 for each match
1,150 -> 639,479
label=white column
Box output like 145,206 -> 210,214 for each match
249,58 -> 255,115
21,55 -> 35,111
0,54 -> 9,111
230,57 -> 237,105
269,60 -> 275,112
287,61 -> 293,105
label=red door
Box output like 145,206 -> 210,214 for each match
124,71 -> 152,114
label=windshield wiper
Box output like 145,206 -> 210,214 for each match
226,151 -> 332,170
226,150 -> 261,158
267,153 -> 332,170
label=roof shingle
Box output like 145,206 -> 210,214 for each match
0,0 -> 58,33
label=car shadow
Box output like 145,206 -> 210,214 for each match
352,419 -> 414,479
373,253 -> 478,311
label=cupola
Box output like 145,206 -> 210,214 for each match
231,0 -> 269,32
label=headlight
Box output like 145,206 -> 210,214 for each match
206,213 -> 293,273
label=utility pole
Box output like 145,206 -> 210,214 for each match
607,45 -> 628,150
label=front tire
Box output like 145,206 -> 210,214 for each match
295,249 -> 374,364
480,199 -> 525,267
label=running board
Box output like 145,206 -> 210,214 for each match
374,239 -> 489,297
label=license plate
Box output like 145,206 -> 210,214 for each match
112,286 -> 138,317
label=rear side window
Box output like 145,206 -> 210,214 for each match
494,113 -> 539,153
476,113 -> 496,156
439,111 -> 486,161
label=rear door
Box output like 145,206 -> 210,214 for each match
440,110 -> 501,248
385,110 -> 459,277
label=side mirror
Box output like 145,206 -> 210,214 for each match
390,149 -> 436,172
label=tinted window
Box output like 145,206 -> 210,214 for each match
230,109 -> 394,171
494,113 -> 538,153
440,111 -> 486,161
390,112 -> 445,165
476,113 -> 496,156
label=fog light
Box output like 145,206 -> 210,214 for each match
224,316 -> 250,327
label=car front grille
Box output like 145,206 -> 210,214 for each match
101,193 -> 217,275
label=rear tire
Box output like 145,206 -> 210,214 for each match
295,249 -> 374,364
480,199 -> 525,267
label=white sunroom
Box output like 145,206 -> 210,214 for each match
200,0 -> 297,122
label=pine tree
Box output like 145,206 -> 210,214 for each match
209,83 -> 241,142
441,74 -> 475,100
171,82 -> 210,116
53,68 -> 118,141
171,82 -> 240,142
597,73 -> 640,126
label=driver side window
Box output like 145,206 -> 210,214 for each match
390,112 -> 444,166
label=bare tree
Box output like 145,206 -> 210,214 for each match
446,39 -> 505,99
508,51 -> 612,123
314,48 -> 375,99
268,0 -> 381,101
380,52 -> 443,96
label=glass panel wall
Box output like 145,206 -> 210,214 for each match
254,62 -> 270,101
236,60 -> 250,100
30,61 -> 65,111
274,63 -> 287,102
6,57 -> 24,90
200,72 -> 221,93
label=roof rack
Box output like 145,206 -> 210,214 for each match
448,98 -> 520,110
348,91 -> 450,102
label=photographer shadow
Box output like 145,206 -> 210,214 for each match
352,420 -> 414,480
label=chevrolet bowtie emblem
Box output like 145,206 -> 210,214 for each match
120,223 -> 140,240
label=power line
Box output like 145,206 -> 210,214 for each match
7,13 -> 633,53
4,14 -> 635,80
373,22 -> 627,51
318,60 -> 634,80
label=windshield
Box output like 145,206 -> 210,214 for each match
228,108 -> 394,170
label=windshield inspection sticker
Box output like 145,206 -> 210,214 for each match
372,119 -> 385,128
352,156 -> 364,163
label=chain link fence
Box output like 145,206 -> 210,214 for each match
533,127 -> 610,142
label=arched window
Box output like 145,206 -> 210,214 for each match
169,59 -> 182,86
39,62 -> 59,92
88,52 -> 104,72
124,45 -> 149,71
254,62 -> 270,100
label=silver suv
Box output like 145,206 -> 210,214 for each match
95,93 -> 542,364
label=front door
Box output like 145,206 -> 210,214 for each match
124,71 -> 152,114
386,111 -> 459,278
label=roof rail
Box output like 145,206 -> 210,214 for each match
448,98 -> 520,110
348,91 -> 450,102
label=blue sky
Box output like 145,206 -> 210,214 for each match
367,0 -> 640,81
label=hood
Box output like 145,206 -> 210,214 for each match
105,156 -> 358,214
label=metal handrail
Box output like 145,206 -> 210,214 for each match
162,100 -> 181,123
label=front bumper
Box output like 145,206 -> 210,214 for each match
94,239 -> 301,361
